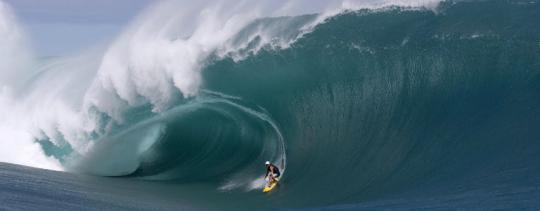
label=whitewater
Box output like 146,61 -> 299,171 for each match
1,0 -> 540,210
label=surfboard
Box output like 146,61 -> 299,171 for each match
263,179 -> 279,193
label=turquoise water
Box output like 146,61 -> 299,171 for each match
3,0 -> 540,210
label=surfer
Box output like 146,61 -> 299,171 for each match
265,161 -> 280,183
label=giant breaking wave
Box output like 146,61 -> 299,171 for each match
1,0 -> 540,209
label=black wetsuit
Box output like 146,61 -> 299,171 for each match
266,164 -> 280,177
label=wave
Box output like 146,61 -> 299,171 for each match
0,0 -> 440,177
1,0 -> 540,208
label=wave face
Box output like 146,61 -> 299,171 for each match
2,0 -> 540,209
199,0 -> 540,206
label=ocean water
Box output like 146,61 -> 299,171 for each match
1,0 -> 540,210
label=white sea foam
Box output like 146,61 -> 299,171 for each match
0,1 -> 62,170
0,1 -> 31,86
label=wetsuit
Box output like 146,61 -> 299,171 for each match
266,164 -> 281,178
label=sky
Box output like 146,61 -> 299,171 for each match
3,0 -> 155,56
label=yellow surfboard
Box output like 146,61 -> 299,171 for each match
263,179 -> 279,193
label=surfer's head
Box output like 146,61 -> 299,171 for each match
265,161 -> 270,166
